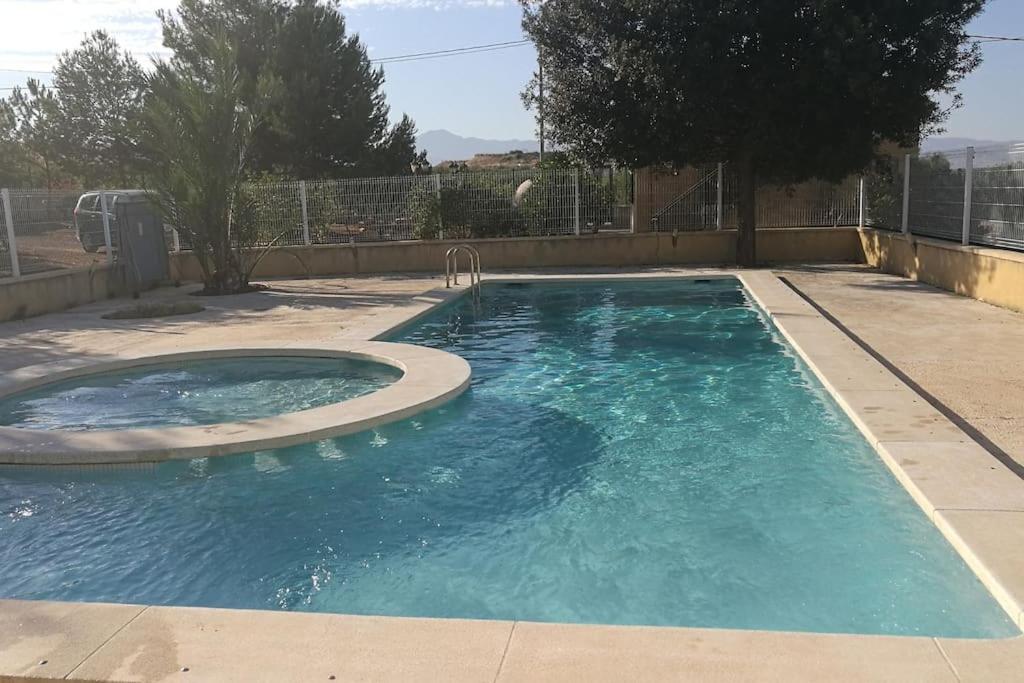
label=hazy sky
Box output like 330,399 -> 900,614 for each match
0,0 -> 1020,142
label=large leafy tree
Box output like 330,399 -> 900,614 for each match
160,0 -> 424,178
522,0 -> 986,265
142,27 -> 279,295
47,31 -> 147,186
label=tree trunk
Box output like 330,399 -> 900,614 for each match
736,155 -> 757,267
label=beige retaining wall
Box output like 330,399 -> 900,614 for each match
860,228 -> 1024,314
170,228 -> 865,281
0,264 -> 129,322
14,229 -> 1021,320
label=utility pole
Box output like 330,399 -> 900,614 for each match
538,48 -> 545,165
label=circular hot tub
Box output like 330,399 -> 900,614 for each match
0,342 -> 470,466
0,356 -> 403,432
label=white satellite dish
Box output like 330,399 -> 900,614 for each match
513,179 -> 534,207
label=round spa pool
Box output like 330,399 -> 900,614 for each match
0,356 -> 404,431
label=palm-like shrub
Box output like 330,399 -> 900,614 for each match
141,29 -> 278,295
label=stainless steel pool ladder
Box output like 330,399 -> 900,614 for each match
445,245 -> 482,298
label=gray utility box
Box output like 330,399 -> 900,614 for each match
114,192 -> 170,291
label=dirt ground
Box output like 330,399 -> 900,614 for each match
15,227 -> 108,274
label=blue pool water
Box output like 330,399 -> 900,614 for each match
0,279 -> 1015,637
0,357 -> 401,430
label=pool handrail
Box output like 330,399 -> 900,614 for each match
445,245 -> 482,297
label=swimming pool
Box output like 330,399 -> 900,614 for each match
0,357 -> 402,431
0,278 -> 1015,637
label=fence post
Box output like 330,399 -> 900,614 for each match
434,174 -> 444,239
716,162 -> 724,230
901,154 -> 911,234
171,228 -> 181,253
858,176 -> 865,228
573,168 -> 581,235
99,191 -> 114,265
1,188 -> 20,278
961,146 -> 975,246
298,181 -> 311,245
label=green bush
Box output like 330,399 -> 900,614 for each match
408,184 -> 442,240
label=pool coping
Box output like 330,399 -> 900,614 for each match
2,268 -> 1024,681
0,342 -> 471,465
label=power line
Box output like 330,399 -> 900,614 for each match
0,83 -> 52,91
373,43 -> 530,65
0,39 -> 532,91
967,34 -> 1024,42
0,29 -> 1020,71
0,39 -> 532,80
370,39 -> 530,64
4,30 -> 1015,89
0,67 -> 53,74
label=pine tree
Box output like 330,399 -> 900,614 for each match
160,0 -> 423,179
6,80 -> 63,188
49,31 -> 147,186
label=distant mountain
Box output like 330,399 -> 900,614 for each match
420,131 -> 1018,164
921,136 -> 1012,153
417,129 -> 539,164
921,136 -> 1024,168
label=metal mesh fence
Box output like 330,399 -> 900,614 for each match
245,180 -> 306,246
970,143 -> 1024,249
650,166 -> 860,232
4,189 -> 109,276
1,170 -> 631,278
9,148 -> 1020,279
650,166 -> 721,232
863,155 -> 904,230
432,168 -> 611,239
907,150 -> 970,241
0,205 -> 11,278
894,143 -> 1024,251
305,175 -> 422,244
232,168 -> 625,247
756,178 -> 860,228
438,170 -> 554,239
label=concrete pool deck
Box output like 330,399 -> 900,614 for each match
2,267 -> 1024,681
779,264 -> 1024,471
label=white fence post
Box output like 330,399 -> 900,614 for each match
298,181 -> 311,245
961,146 -> 975,246
716,162 -> 724,230
1,188 -> 20,278
171,228 -> 181,253
573,168 -> 581,235
901,154 -> 911,234
99,191 -> 114,264
858,176 -> 865,228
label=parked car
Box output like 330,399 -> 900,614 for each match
73,191 -> 149,253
